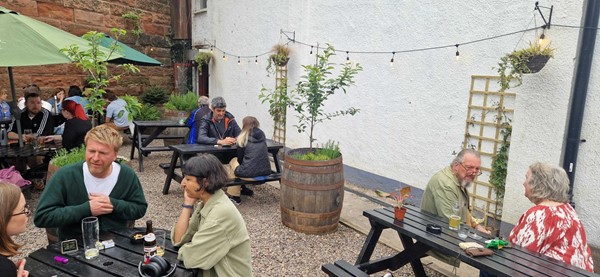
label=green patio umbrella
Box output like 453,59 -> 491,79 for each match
99,35 -> 162,66
0,6 -> 120,146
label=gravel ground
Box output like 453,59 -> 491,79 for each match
13,140 -> 445,277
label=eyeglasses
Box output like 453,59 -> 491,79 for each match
12,205 -> 32,217
459,163 -> 482,176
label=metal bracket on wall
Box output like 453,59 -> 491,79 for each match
535,1 -> 554,29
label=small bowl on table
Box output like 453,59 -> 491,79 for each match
130,232 -> 145,244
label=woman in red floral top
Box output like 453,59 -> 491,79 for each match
509,163 -> 594,272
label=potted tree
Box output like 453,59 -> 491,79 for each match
375,186 -> 414,221
61,28 -> 140,126
194,51 -> 213,76
278,44 -> 362,235
266,43 -> 291,74
496,42 -> 554,91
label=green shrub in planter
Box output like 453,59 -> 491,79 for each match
163,92 -> 198,112
50,146 -> 86,167
141,86 -> 169,104
133,103 -> 161,121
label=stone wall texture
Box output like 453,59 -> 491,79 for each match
0,0 -> 175,99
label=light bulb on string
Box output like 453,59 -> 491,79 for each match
210,46 -> 213,53
455,44 -> 460,61
390,52 -> 395,67
255,56 -> 258,64
237,56 -> 241,65
222,53 -> 226,60
345,51 -> 350,64
539,33 -> 546,45
310,46 -> 313,55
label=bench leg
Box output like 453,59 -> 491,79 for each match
398,233 -> 427,277
162,152 -> 179,195
356,219 -> 384,265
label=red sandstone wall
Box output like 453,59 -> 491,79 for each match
0,0 -> 175,99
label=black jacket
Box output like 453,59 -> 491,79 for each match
234,128 -> 271,178
196,111 -> 241,145
62,118 -> 92,151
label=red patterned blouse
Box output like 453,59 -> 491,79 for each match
509,203 -> 594,272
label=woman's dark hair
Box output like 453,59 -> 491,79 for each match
182,154 -> 228,194
0,182 -> 23,256
68,85 -> 82,97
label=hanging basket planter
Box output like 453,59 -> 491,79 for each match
525,55 -> 551,73
272,56 -> 290,67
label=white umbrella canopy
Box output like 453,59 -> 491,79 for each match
0,6 -> 121,146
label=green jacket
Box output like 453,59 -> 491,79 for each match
172,189 -> 252,277
421,166 -> 475,266
34,162 -> 147,240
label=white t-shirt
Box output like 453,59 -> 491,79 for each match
83,162 -> 121,196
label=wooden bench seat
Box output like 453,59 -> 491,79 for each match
322,260 -> 369,277
159,163 -> 281,187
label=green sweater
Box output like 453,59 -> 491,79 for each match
34,162 -> 147,240
172,189 -> 252,277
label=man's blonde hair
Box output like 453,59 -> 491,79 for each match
85,125 -> 123,152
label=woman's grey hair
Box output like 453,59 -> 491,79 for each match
182,154 -> 228,194
211,96 -> 227,109
451,149 -> 481,166
198,96 -> 209,106
527,163 -> 570,204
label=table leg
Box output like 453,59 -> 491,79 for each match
356,219 -> 384,265
398,233 -> 428,277
136,127 -> 145,172
162,151 -> 180,195
272,151 -> 282,173
129,125 -> 136,160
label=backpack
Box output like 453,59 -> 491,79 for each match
0,166 -> 31,188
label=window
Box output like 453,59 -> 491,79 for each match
194,0 -> 208,13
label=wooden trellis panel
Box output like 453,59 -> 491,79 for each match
463,75 -> 515,227
272,65 -> 287,146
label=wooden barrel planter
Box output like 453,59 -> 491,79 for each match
280,148 -> 344,235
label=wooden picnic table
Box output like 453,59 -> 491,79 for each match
130,120 -> 188,172
323,205 -> 599,277
25,227 -> 197,277
161,140 -> 284,194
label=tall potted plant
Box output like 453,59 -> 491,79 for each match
61,28 -> 140,126
279,44 -> 362,235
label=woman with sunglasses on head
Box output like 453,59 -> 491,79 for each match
0,182 -> 30,277
171,154 -> 252,277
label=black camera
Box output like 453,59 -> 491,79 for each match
139,256 -> 175,277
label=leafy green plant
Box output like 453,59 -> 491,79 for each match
489,122 -> 511,201
122,11 -> 143,43
120,95 -> 143,121
140,86 -> 169,104
496,42 -> 553,91
50,146 -> 86,167
266,44 -> 291,74
61,28 -> 140,126
163,92 -> 199,112
291,140 -> 341,161
133,103 -> 161,121
259,78 -> 289,123
375,186 -> 413,208
290,44 -> 362,149
194,51 -> 213,75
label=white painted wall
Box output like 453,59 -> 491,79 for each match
193,1 -> 599,247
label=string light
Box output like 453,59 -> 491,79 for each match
538,32 -> 546,44
455,44 -> 460,60
255,56 -> 258,64
222,53 -> 226,60
390,52 -> 395,67
210,46 -> 214,53
310,46 -> 313,55
345,51 -> 350,64
237,56 -> 241,65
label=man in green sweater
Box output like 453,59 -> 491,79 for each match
34,125 -> 147,240
421,148 -> 490,266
